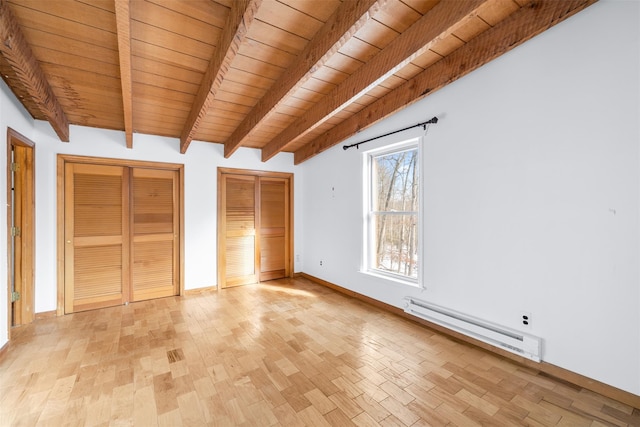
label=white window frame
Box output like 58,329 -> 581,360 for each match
363,137 -> 422,287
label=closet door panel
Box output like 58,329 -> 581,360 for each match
131,168 -> 179,301
259,178 -> 288,281
73,245 -> 123,303
220,174 -> 258,288
64,164 -> 128,313
225,235 -> 257,287
260,236 -> 285,275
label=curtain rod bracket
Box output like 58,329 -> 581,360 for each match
343,116 -> 438,151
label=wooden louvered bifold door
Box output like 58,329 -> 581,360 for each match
218,169 -> 292,288
220,174 -> 259,288
64,164 -> 128,313
259,178 -> 288,281
131,168 -> 179,301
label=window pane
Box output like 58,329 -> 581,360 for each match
373,149 -> 418,212
372,213 -> 418,278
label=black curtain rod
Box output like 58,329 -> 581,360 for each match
343,116 -> 438,151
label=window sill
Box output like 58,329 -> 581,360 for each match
360,269 -> 421,288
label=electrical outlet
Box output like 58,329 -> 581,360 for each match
520,311 -> 532,329
320,260 -> 323,266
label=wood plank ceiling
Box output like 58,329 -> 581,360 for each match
0,0 -> 597,164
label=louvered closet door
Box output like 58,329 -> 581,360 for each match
259,178 -> 289,281
220,174 -> 259,288
131,168 -> 179,301
64,164 -> 128,313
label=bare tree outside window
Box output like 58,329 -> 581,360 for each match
369,145 -> 418,279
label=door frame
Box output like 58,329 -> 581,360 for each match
6,128 -> 35,336
217,167 -> 294,288
56,154 -> 184,316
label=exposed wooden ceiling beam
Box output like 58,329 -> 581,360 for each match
115,0 -> 133,149
0,0 -> 69,141
223,0 -> 385,159
260,0 -> 490,162
293,0 -> 598,165
179,0 -> 262,154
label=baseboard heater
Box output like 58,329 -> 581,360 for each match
403,297 -> 542,362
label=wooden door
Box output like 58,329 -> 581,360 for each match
219,174 -> 259,288
259,178 -> 289,281
63,160 -> 181,314
11,146 -> 25,325
7,129 -> 35,332
218,169 -> 292,288
12,147 -> 24,325
131,168 -> 179,301
64,164 -> 129,313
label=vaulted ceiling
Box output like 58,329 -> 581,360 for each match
0,0 -> 596,163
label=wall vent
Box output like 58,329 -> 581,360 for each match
403,297 -> 542,362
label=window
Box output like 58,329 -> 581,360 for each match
365,139 -> 420,283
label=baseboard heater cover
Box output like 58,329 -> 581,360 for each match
403,297 -> 542,362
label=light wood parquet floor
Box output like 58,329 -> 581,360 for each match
1,277 -> 639,426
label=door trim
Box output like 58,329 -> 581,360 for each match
6,128 -> 35,337
217,167 -> 294,288
57,155 -> 185,316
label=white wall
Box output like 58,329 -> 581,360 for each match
300,0 -> 640,395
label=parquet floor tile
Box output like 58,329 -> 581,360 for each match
1,277 -> 638,426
